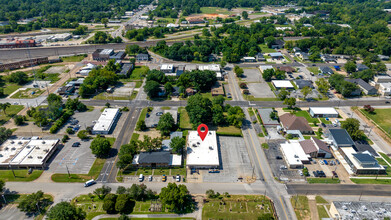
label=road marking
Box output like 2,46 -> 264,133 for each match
279,196 -> 290,220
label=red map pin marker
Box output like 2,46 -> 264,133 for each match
197,124 -> 209,141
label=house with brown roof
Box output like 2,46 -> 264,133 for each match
280,113 -> 314,134
278,66 -> 295,74
186,88 -> 196,96
299,137 -> 332,158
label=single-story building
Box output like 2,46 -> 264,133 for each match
345,78 -> 377,95
378,54 -> 390,61
259,65 -> 274,73
280,141 -> 310,169
92,108 -> 120,134
374,75 -> 391,83
187,131 -> 220,169
243,57 -> 256,62
309,107 -> 339,118
326,128 -> 354,148
176,65 -> 185,76
132,151 -> 182,167
269,52 -> 284,60
272,80 -> 294,90
294,80 -> 313,89
280,113 -> 314,134
119,63 -> 134,76
160,64 -> 174,73
319,66 -> 333,75
162,131 -> 183,151
208,54 -> 219,62
357,64 -> 369,72
211,84 -> 224,96
278,66 -> 295,74
299,137 -> 332,158
256,53 -> 266,61
378,82 -> 391,96
340,147 -> 385,175
271,39 -> 285,49
186,88 -> 196,96
57,85 -> 75,95
321,54 -> 337,63
297,52 -> 309,61
136,53 -> 149,61
293,47 -> 301,53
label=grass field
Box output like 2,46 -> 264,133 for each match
315,196 -> 328,204
259,44 -> 277,53
293,110 -> 320,124
0,104 -> 24,125
0,169 -> 43,182
179,107 -> 192,129
360,108 -> 391,136
61,54 -> 87,62
10,88 -> 44,99
130,66 -> 149,80
307,178 -> 340,184
351,178 -> 391,184
307,67 -> 320,75
203,195 -> 275,220
156,18 -> 177,23
291,195 -> 310,220
51,158 -> 106,182
317,205 -> 330,219
380,152 -> 391,165
200,7 -> 232,14
2,84 -> 22,96
216,125 -> 242,136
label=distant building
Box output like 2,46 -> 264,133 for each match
92,49 -> 114,61
57,86 -> 75,95
345,78 -> 377,95
243,57 -> 256,62
293,47 -> 301,53
109,51 -> 126,60
278,66 -> 295,74
357,64 -> 369,72
321,54 -> 337,63
136,53 -> 149,61
211,82 -> 224,96
0,39 -> 36,48
208,54 -> 219,62
186,17 -> 205,24
256,53 -> 266,61
271,39 -> 285,49
269,52 -> 284,60
319,66 -> 333,75
176,65 -> 185,76
119,63 -> 134,76
329,201 -> 391,220
92,108 -> 120,134
160,64 -> 174,74
309,107 -> 339,118
326,128 -> 354,148
186,88 -> 196,96
297,52 -> 309,61
374,75 -> 391,83
294,79 -> 313,89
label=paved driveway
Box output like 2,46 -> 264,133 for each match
248,83 -> 276,98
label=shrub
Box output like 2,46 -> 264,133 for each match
66,128 -> 75,134
49,110 -> 74,134
77,130 -> 89,140
62,135 -> 69,143
14,115 -> 25,125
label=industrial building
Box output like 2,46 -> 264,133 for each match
186,131 -> 220,169
92,49 -> 114,61
272,80 -> 295,89
0,138 -> 60,169
329,201 -> 391,219
309,107 -> 339,118
92,108 -> 120,134
0,39 -> 36,48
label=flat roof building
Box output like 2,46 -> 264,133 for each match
92,108 -> 120,134
280,141 -> 310,169
309,107 -> 339,118
0,138 -> 60,168
329,201 -> 391,220
132,151 -> 182,167
340,147 -> 385,175
187,131 -> 219,169
272,80 -> 294,89
160,64 -> 174,73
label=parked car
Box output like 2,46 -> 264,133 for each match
386,101 -> 390,104
227,93 -> 232,98
332,171 -> 338,178
313,171 -> 319,177
275,156 -> 283,160
72,142 -> 81,147
298,170 -> 303,176
148,175 -> 153,182
176,175 -> 181,182
321,123 -> 326,127
323,160 -> 328,165
156,112 -> 163,116
336,159 -> 340,165
162,174 -> 167,182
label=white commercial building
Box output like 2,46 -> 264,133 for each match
0,138 -> 60,168
280,141 -> 310,169
309,107 -> 339,118
160,64 -> 174,73
186,131 -> 219,169
198,64 -> 221,72
272,80 -> 294,89
259,65 -> 274,73
92,108 -> 120,134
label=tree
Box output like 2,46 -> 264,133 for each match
341,118 -> 365,140
102,193 -> 117,214
345,61 -> 357,73
115,194 -> 135,214
18,190 -> 46,213
90,137 -> 111,158
101,18 -> 109,28
144,80 -> 161,98
212,104 -> 225,125
47,202 -> 86,220
13,115 -> 25,125
77,130 -> 88,139
157,113 -> 175,136
0,127 -> 13,145
206,189 -> 219,199
62,135 -> 69,143
127,184 -> 155,201
159,183 -> 193,212
270,111 -> 278,120
164,82 -> 173,96
277,88 -> 290,100
94,185 -> 112,199
239,83 -> 247,89
9,71 -> 28,85
105,59 -> 122,73
301,86 -> 312,99
220,60 -> 227,69
0,102 -> 10,114
65,98 -> 87,111
119,215 -> 130,220
283,97 -> 296,109
170,136 -> 185,154
202,28 -> 211,37
363,105 -> 375,113
116,186 -> 127,194
242,11 -> 249,20
226,106 -> 245,128
212,95 -> 225,106
274,70 -> 286,80
234,66 -> 244,77
0,179 -> 4,193
47,94 -> 63,119
136,120 -> 147,131
262,69 -> 274,81
186,94 -> 213,128
315,78 -> 330,95
117,141 -> 138,170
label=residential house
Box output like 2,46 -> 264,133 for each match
319,66 -> 334,75
162,131 -> 183,151
208,54 -> 219,62
297,52 -> 309,61
293,47 -> 301,53
321,54 -> 337,63
172,86 -> 180,97
374,75 -> 391,83
299,137 -> 332,158
345,78 -> 377,95
118,63 -> 134,76
294,79 -> 314,89
278,66 -> 295,74
272,80 -> 294,90
378,55 -> 390,61
132,151 -> 182,167
279,113 -> 314,134
269,52 -> 284,60
356,64 -> 369,72
136,53 -> 149,61
186,88 -> 196,96
378,82 -> 391,96
326,128 -> 355,148
57,86 -> 75,95
271,39 -> 285,49
256,53 -> 266,61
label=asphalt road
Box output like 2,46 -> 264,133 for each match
287,184 -> 391,196
97,106 -> 141,183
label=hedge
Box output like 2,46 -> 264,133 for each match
49,109 -> 74,133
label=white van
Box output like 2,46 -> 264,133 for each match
84,179 -> 96,187
139,174 -> 144,182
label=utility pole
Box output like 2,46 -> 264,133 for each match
65,164 -> 71,178
9,164 -> 15,178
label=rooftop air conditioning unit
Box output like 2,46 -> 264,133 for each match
18,142 -> 22,144
36,147 -> 40,149
28,156 -> 33,158
42,141 -> 45,144
10,141 -> 14,144
209,146 -> 213,150
11,147 -> 16,150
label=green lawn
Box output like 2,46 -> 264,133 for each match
216,125 -> 242,136
259,44 -> 276,53
131,133 -> 140,141
51,158 -> 106,182
0,169 -> 43,182
307,67 -> 320,75
291,195 -> 310,220
200,7 -> 233,14
315,196 -> 328,204
317,205 -> 330,219
380,152 -> 391,165
0,105 -> 24,125
203,195 -> 275,220
359,108 -> 391,137
10,88 -> 44,99
156,18 -> 177,23
2,83 -> 22,96
307,178 -> 340,184
61,54 -> 87,62
320,118 -> 332,124
293,110 -> 319,124
130,66 -> 149,80
351,178 -> 391,184
179,107 -> 192,129
267,82 -> 276,91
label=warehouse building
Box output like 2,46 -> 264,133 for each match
186,131 -> 220,169
329,201 -> 391,219
309,107 -> 339,118
92,108 -> 120,134
0,138 -> 60,169
92,49 -> 114,61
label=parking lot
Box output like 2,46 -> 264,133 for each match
305,159 -> 350,182
57,106 -> 103,135
0,204 -> 33,220
47,137 -> 96,174
264,141 -> 304,181
242,68 -> 261,82
247,82 -> 276,98
202,136 -> 253,183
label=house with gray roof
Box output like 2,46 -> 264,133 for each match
319,66 -> 334,75
294,79 -> 314,89
162,131 -> 183,151
136,53 -> 149,61
356,63 -> 369,72
132,151 -> 182,167
345,78 -> 377,95
326,128 -> 354,148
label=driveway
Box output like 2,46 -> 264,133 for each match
248,83 -> 276,98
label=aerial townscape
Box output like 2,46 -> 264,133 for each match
3,0 -> 391,220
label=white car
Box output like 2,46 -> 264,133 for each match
176,175 -> 181,182
320,160 -> 324,165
